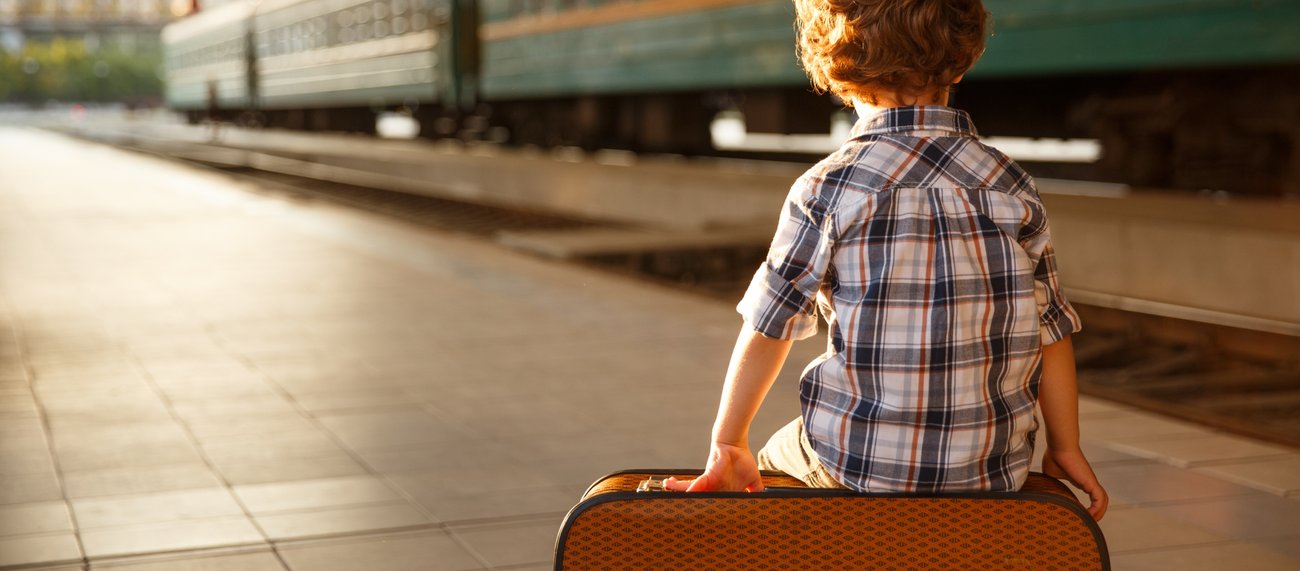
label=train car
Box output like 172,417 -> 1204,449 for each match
479,0 -> 814,153
959,0 -> 1300,195
162,0 -> 257,123
162,0 -> 1300,195
478,0 -> 1300,195
253,0 -> 478,133
162,0 -> 477,133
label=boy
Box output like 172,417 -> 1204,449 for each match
665,0 -> 1107,520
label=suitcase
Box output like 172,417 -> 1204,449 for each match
555,469 -> 1109,570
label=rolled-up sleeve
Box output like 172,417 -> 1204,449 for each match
737,178 -> 837,340
1032,238 -> 1082,346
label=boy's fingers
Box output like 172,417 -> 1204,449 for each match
685,473 -> 717,492
1079,482 -> 1106,520
661,477 -> 692,492
1090,490 -> 1108,521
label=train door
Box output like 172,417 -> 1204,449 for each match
435,0 -> 479,114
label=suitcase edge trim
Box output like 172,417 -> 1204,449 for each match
556,469 -> 1110,571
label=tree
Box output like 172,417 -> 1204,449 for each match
0,35 -> 163,105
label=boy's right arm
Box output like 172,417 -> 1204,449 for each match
663,325 -> 793,493
1038,335 -> 1109,520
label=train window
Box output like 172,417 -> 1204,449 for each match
354,5 -> 370,24
393,16 -> 408,35
375,20 -> 389,38
391,0 -> 407,16
313,17 -> 327,48
337,9 -> 354,28
412,12 -> 427,32
373,1 -> 388,20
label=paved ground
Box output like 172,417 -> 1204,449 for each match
0,127 -> 1297,570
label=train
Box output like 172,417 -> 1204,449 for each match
162,0 -> 1300,196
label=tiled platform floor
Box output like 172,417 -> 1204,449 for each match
1,127 -> 1297,570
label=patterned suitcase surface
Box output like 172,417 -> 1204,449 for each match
556,469 -> 1108,570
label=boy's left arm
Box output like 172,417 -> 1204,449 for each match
1039,336 -> 1108,520
664,326 -> 793,493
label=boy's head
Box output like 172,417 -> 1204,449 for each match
794,0 -> 988,105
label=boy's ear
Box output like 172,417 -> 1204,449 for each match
953,73 -> 966,84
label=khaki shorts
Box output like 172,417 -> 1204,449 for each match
756,417 -> 848,489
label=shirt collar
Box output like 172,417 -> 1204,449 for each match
850,105 -> 979,139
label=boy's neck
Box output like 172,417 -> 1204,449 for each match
852,88 -> 950,117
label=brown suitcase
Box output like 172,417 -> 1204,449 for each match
555,469 -> 1109,570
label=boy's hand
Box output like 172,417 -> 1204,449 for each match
1042,447 -> 1108,521
663,442 -> 765,492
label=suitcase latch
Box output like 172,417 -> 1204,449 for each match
636,477 -> 669,492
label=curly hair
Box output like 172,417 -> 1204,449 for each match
794,0 -> 988,104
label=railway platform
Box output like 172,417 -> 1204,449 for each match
0,126 -> 1297,570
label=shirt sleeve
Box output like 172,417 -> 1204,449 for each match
737,177 -> 837,340
1015,179 -> 1083,346
1032,236 -> 1082,345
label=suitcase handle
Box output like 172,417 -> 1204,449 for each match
635,477 -> 668,492
637,476 -> 809,493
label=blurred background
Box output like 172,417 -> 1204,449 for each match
0,0 -> 175,107
3,0 -> 1298,195
1,1 -> 1298,569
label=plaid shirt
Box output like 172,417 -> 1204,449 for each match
739,106 -> 1081,492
